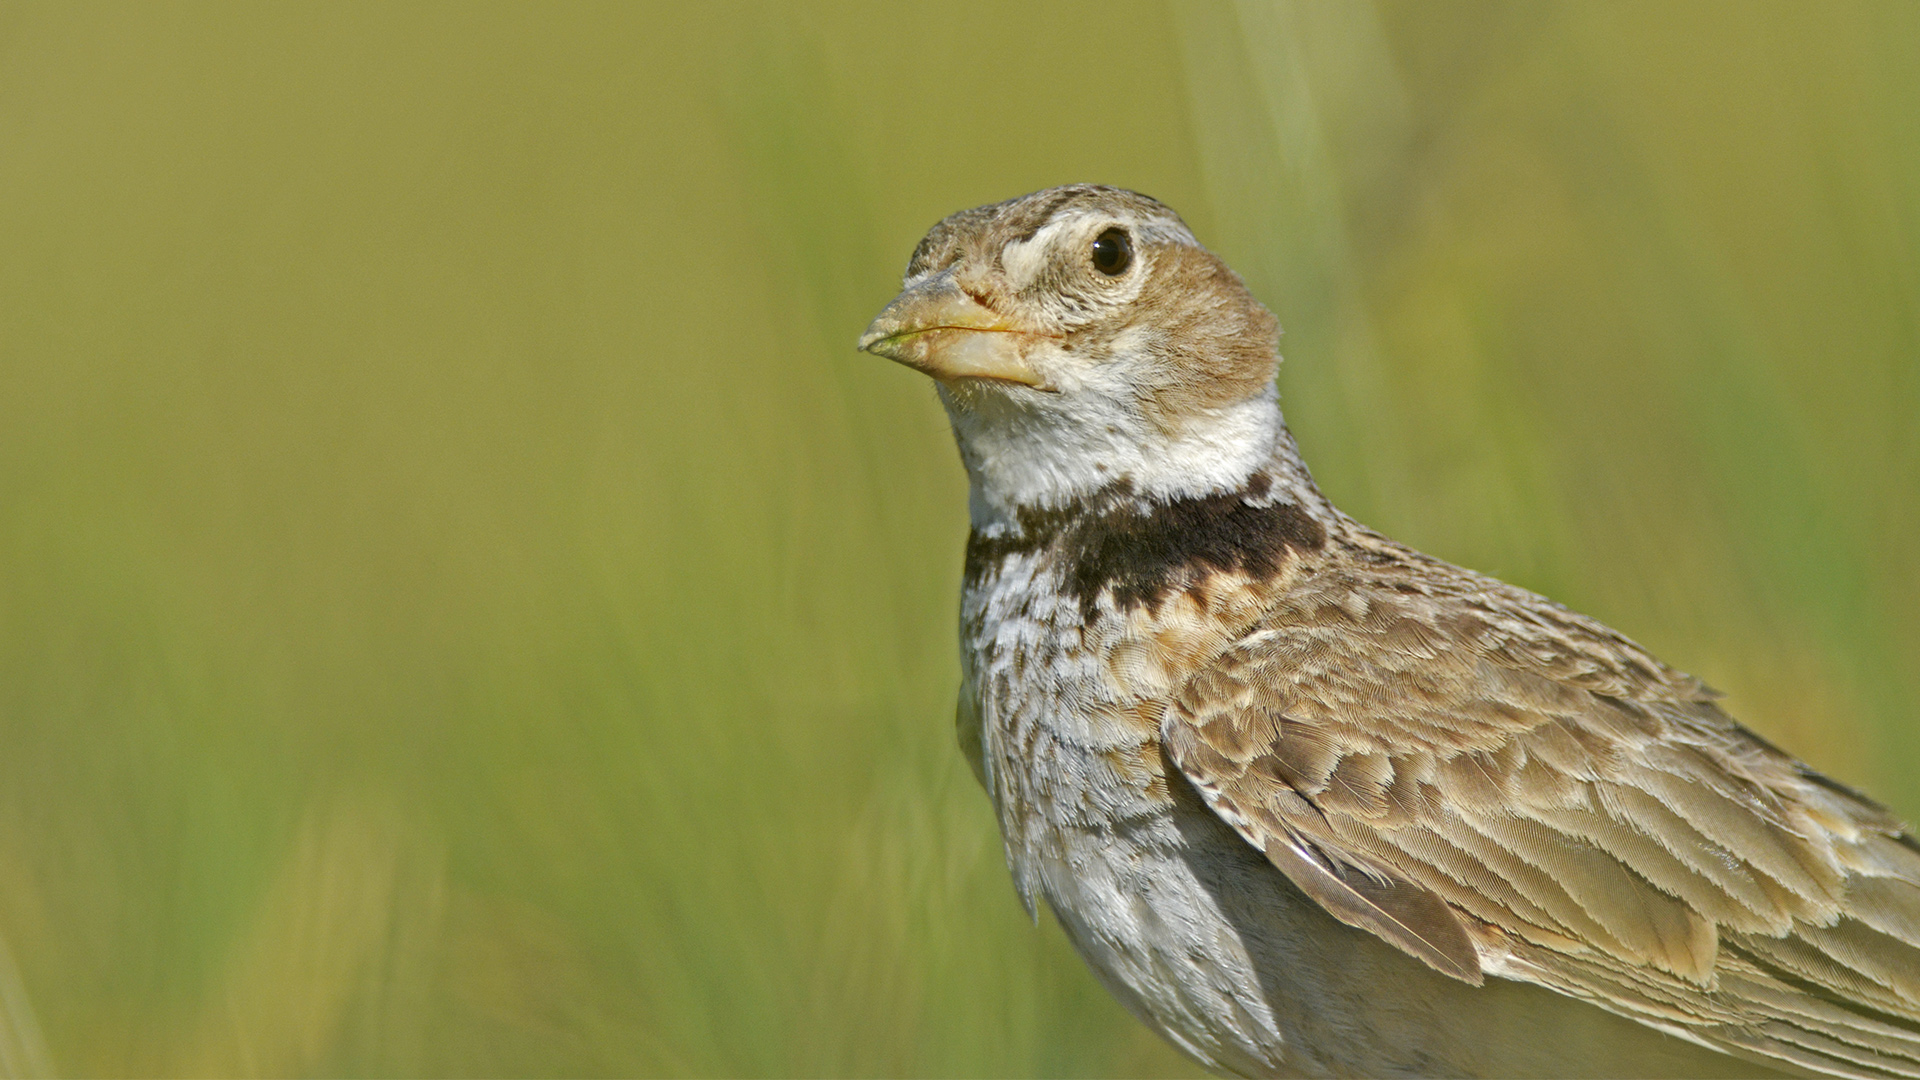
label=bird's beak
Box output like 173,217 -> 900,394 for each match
857,271 -> 1047,388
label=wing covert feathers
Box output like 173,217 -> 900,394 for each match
1163,529 -> 1920,1078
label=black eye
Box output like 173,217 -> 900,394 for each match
1090,227 -> 1132,276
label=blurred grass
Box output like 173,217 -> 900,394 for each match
0,1 -> 1914,1075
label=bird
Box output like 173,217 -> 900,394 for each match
856,185 -> 1920,1079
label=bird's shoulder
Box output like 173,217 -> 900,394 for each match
1287,521 -> 1716,703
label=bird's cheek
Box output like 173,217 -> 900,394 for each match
1015,341 -> 1100,395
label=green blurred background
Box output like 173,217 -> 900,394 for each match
0,2 -> 1915,1075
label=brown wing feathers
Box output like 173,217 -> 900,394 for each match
1164,535 -> 1920,1077
1163,715 -> 1485,984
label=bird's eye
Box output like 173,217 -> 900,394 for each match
1090,228 -> 1132,276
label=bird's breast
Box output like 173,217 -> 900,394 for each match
957,543 -> 1329,1075
959,539 -> 1297,883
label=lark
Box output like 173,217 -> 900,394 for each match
858,186 -> 1920,1079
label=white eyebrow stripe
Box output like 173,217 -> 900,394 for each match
1001,210 -> 1194,289
1000,217 -> 1077,287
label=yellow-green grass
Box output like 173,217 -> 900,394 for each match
0,2 -> 1913,1074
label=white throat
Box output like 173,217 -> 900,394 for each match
942,382 -> 1286,531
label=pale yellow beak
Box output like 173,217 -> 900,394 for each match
857,272 -> 1047,388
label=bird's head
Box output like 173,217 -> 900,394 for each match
860,185 -> 1287,524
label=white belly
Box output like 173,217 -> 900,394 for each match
1021,793 -> 1300,1076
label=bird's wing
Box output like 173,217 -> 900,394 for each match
1163,549 -> 1920,1078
